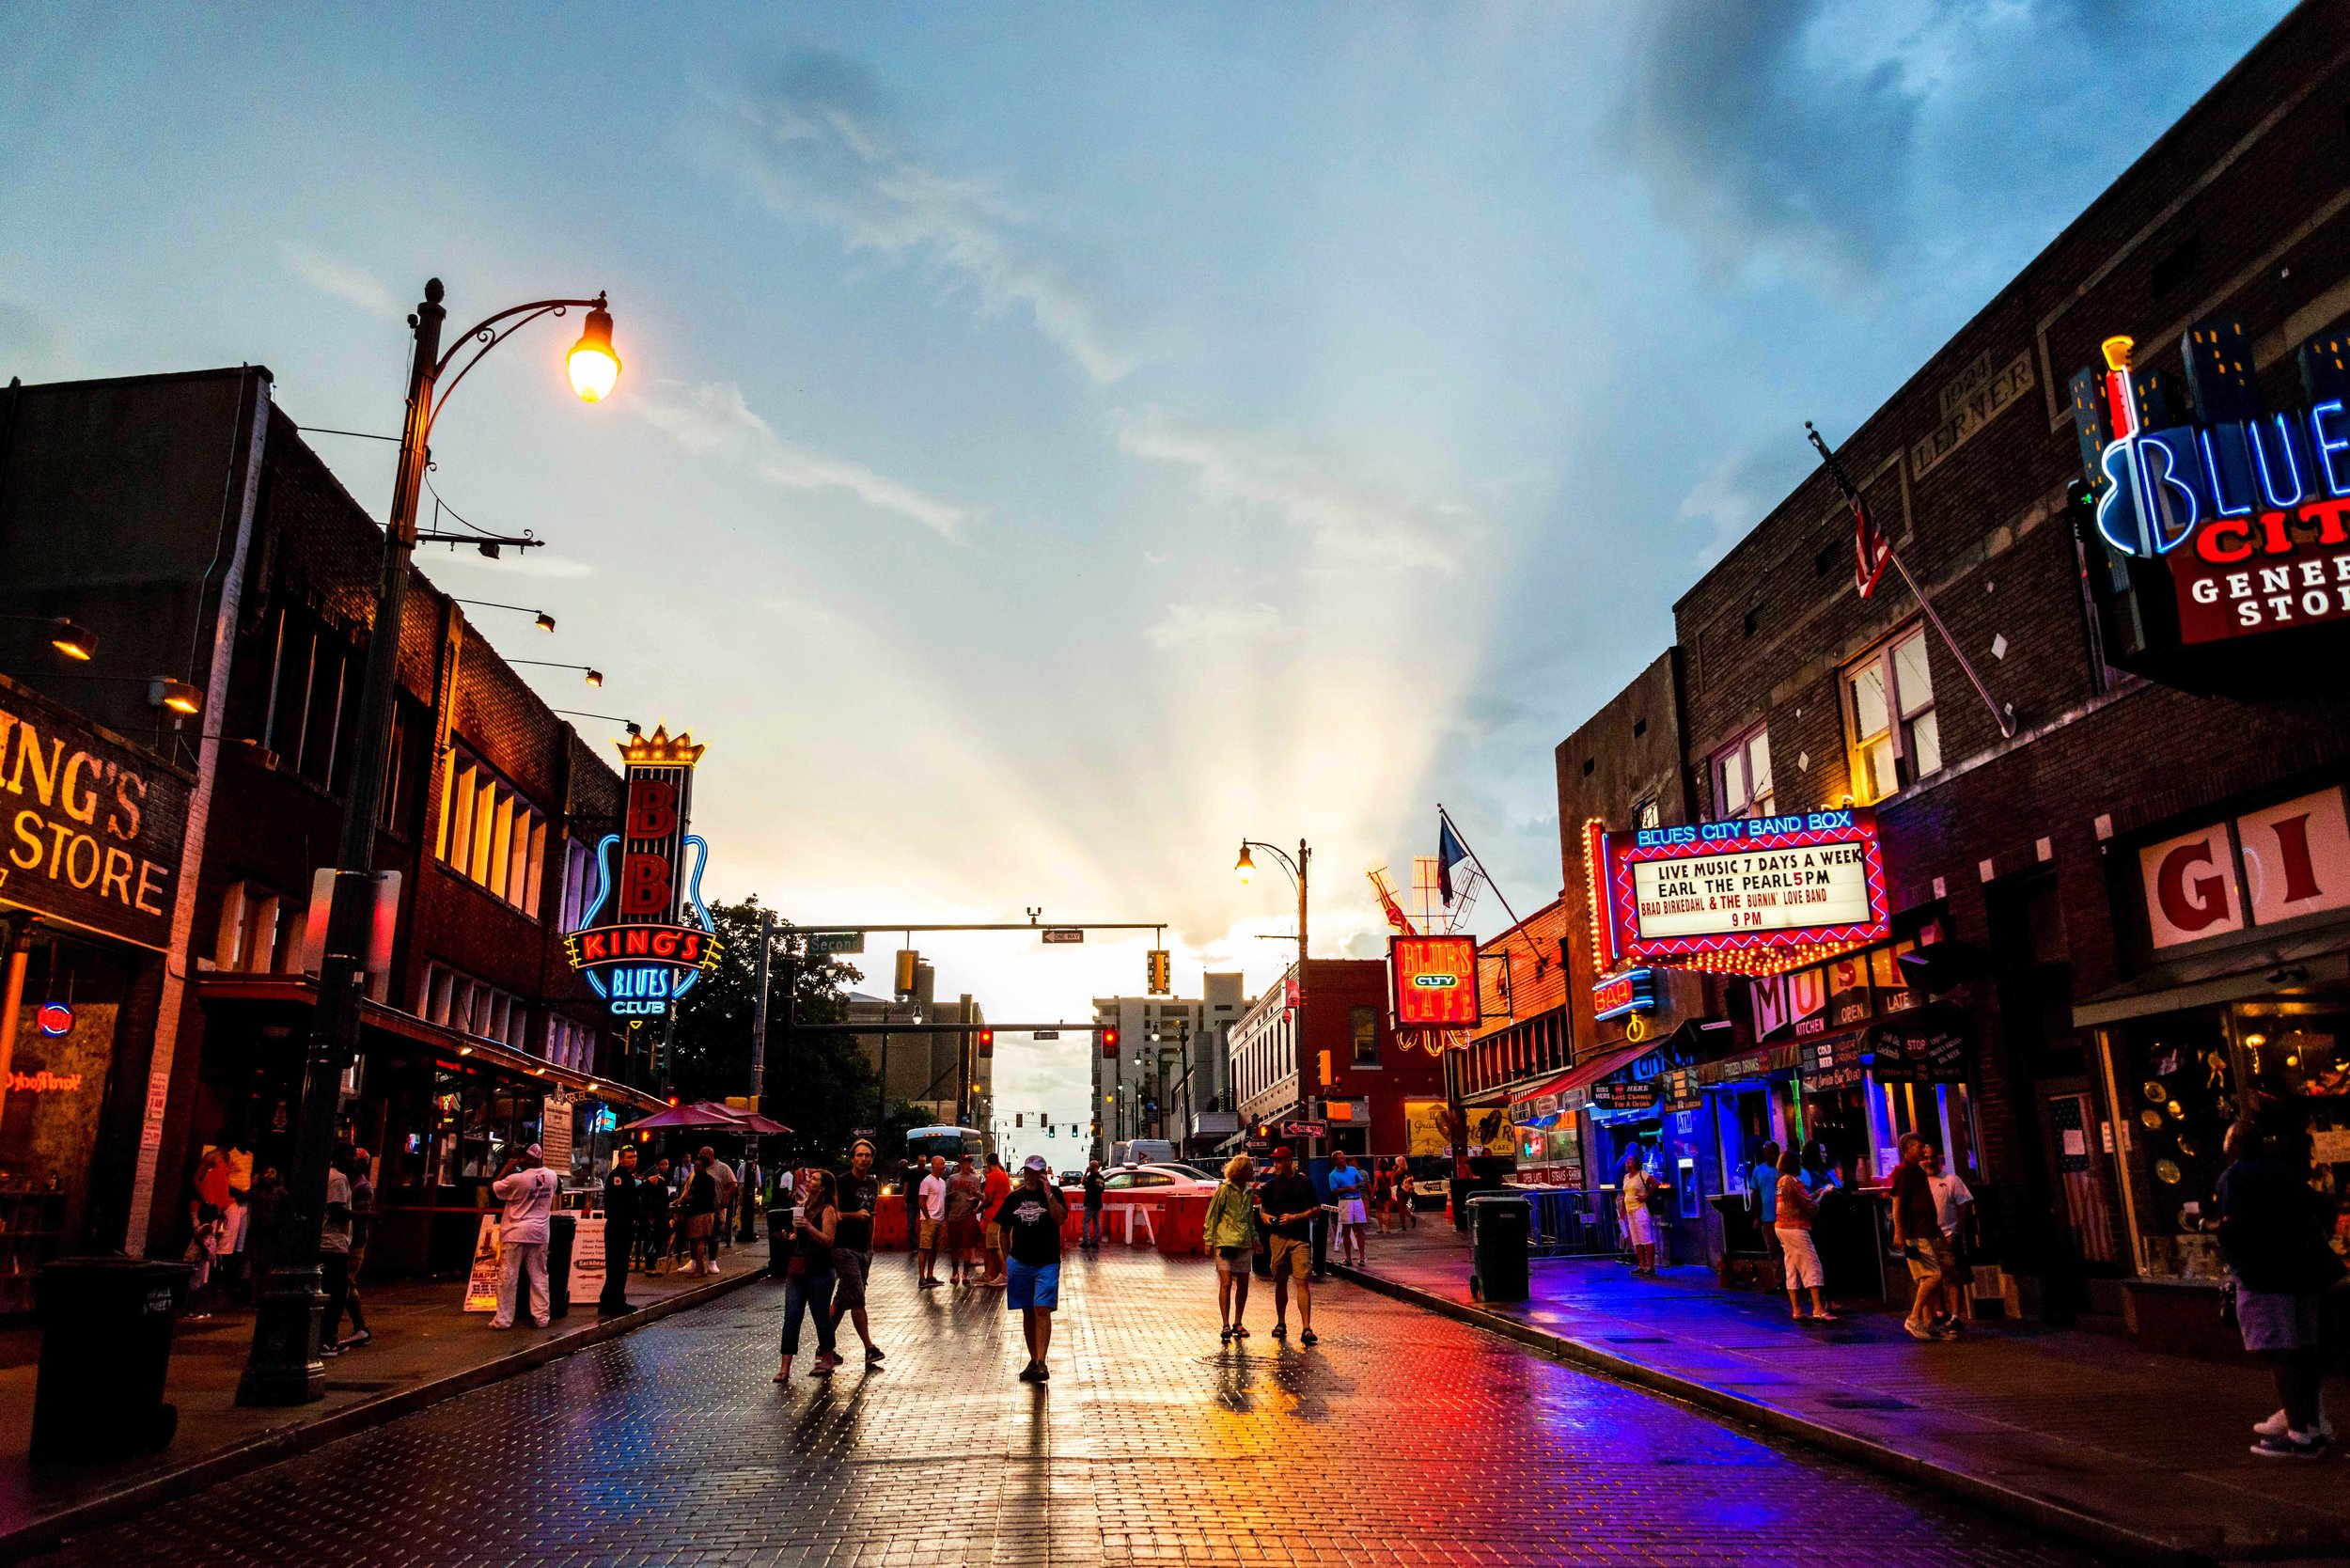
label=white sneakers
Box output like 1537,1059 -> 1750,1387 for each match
2253,1408 -> 2334,1439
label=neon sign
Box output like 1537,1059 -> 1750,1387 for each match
35,1001 -> 72,1037
1601,809 -> 1888,978
1591,969 -> 1654,1022
564,726 -> 723,1017
1390,934 -> 1480,1027
2071,321 -> 2350,645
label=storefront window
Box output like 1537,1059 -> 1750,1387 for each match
2237,1004 -> 2349,1262
2111,1012 -> 2237,1280
0,935 -> 133,1307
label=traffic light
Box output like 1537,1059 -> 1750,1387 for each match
1100,1026 -> 1120,1058
1147,948 -> 1170,995
1015,1113 -> 1025,1128
2062,477 -> 2098,547
977,1027 -> 995,1058
893,949 -> 918,996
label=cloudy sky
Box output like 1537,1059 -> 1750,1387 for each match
0,1 -> 2290,1149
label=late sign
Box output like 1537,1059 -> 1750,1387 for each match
1390,933 -> 1480,1027
1603,809 -> 1889,975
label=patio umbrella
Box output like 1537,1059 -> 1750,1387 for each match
620,1100 -> 746,1132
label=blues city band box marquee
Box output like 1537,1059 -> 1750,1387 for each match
562,727 -> 722,1017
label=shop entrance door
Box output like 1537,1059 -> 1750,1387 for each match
2044,1088 -> 2120,1265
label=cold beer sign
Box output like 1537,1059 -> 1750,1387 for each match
1599,808 -> 1889,977
563,726 -> 722,1017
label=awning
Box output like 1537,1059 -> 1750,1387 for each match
1553,1041 -> 1653,1098
194,972 -> 666,1112
2072,926 -> 2350,1028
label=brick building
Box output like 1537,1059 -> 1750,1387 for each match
0,366 -> 663,1286
1533,3 -> 2350,1338
1230,959 -> 1442,1161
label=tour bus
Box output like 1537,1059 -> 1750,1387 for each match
905,1124 -> 986,1170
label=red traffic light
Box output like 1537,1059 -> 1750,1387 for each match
1101,1026 -> 1120,1058
977,1027 -> 995,1057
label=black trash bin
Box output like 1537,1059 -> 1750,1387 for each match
31,1257 -> 193,1463
546,1213 -> 576,1319
1465,1192 -> 1530,1303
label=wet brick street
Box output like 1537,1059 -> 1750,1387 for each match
30,1251 -> 2101,1566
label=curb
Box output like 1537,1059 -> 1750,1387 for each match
4,1264 -> 773,1560
1330,1262 -> 2295,1568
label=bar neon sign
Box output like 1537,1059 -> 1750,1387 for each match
1591,968 -> 1654,1022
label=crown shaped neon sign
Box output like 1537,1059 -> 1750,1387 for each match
618,724 -> 705,767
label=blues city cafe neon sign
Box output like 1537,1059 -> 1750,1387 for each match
2070,321 -> 2350,645
563,726 -> 722,1017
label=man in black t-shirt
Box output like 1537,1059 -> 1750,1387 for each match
992,1155 -> 1070,1382
1255,1145 -> 1322,1345
1080,1161 -> 1105,1250
828,1139 -> 885,1363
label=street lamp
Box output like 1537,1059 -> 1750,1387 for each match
241,277 -> 617,1407
511,659 -> 603,687
0,613 -> 99,661
452,598 -> 557,634
1234,838 -> 1309,959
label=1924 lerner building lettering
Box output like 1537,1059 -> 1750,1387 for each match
5,5 -> 2350,1563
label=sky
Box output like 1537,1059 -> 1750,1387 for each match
0,0 -> 2294,1155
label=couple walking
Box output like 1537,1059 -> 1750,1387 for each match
1203,1146 -> 1321,1346
775,1139 -> 887,1381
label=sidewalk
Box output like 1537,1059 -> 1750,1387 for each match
0,1236 -> 769,1560
1338,1225 -> 2349,1566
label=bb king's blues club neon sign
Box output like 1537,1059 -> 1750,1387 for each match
2069,321 -> 2350,645
563,726 -> 723,1017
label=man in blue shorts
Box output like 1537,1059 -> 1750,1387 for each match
994,1154 -> 1070,1382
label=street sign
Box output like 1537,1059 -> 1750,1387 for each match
1041,928 -> 1084,944
1278,1120 -> 1327,1139
1032,1028 -> 1060,1040
808,931 -> 865,955
852,1127 -> 875,1139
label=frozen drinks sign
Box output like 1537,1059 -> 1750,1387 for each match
1602,809 -> 1888,974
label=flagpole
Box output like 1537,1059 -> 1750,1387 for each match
1805,423 -> 2016,740
1437,805 -> 1552,978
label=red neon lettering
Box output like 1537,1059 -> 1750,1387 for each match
581,932 -> 607,962
2155,839 -> 2231,933
625,778 -> 678,839
2195,516 -> 2253,565
619,854 -> 671,916
2266,813 -> 2324,903
623,927 -> 653,957
652,931 -> 680,958
2301,497 -> 2350,547
2258,510 -> 2295,556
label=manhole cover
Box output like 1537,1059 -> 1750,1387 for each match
1823,1395 -> 1914,1411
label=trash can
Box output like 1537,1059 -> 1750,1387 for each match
546,1212 -> 576,1319
1465,1192 -> 1530,1303
31,1257 -> 193,1463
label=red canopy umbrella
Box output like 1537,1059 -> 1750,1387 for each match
620,1100 -> 791,1135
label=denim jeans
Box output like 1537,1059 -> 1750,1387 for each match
781,1268 -> 837,1357
1082,1207 -> 1103,1247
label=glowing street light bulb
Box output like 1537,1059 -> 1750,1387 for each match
49,619 -> 96,661
1235,842 -> 1254,884
567,305 -> 620,403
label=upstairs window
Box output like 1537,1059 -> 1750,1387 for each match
1713,725 -> 1774,820
556,837 -> 596,932
419,960 -> 528,1050
1846,626 -> 1940,803
436,747 -> 547,917
1350,1005 -> 1378,1066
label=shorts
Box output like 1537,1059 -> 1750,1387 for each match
1215,1245 -> 1248,1265
947,1215 -> 982,1252
1336,1199 -> 1368,1227
1006,1259 -> 1060,1311
1269,1235 -> 1311,1280
1774,1226 -> 1825,1290
986,1223 -> 1005,1252
1906,1235 -> 1955,1283
918,1216 -> 945,1250
683,1214 -> 714,1241
831,1249 -> 870,1309
2237,1286 -> 2322,1353
1622,1207 -> 1656,1247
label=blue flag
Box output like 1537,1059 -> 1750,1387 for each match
1436,815 -> 1470,905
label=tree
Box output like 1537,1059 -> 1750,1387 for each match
666,897 -> 880,1166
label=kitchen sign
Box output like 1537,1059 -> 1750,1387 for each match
0,680 -> 190,950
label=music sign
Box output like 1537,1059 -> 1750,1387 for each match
1601,809 -> 1888,975
564,727 -> 723,1018
1390,933 -> 1480,1027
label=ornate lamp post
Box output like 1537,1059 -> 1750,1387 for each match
1234,838 -> 1309,959
239,279 -> 619,1404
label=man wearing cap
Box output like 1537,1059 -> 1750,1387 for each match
490,1144 -> 560,1330
992,1155 -> 1071,1381
1256,1145 -> 1322,1345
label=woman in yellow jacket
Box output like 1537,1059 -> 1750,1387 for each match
1204,1154 -> 1258,1342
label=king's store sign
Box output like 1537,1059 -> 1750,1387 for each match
2139,786 -> 2350,950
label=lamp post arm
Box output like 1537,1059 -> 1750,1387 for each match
425,293 -> 606,441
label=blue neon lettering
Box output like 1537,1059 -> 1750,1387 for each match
2310,400 -> 2350,498
2198,425 -> 2254,518
2248,413 -> 2308,510
2134,430 -> 2201,553
2097,439 -> 2142,556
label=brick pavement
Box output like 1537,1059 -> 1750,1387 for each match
22,1245 -> 2107,1567
0,1237 -> 769,1558
1340,1225 -> 2350,1565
